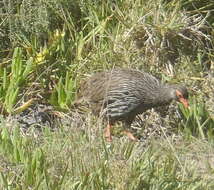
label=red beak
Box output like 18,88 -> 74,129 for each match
179,97 -> 189,108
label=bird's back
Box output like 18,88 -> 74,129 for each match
75,69 -> 161,121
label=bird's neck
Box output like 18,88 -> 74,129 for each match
150,85 -> 173,107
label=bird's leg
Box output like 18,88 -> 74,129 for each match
123,130 -> 138,141
123,117 -> 138,141
104,124 -> 112,142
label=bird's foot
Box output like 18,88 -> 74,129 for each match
123,130 -> 138,141
104,124 -> 113,142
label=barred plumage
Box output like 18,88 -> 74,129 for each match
74,68 -> 189,141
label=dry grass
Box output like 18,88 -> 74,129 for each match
0,0 -> 214,189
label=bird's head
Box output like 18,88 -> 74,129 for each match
171,85 -> 189,108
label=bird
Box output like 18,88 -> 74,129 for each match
74,68 -> 189,142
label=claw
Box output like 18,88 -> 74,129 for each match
123,130 -> 138,141
104,124 -> 112,142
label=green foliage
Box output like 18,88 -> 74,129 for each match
179,96 -> 214,139
128,151 -> 204,190
50,72 -> 76,109
0,124 -> 47,188
0,48 -> 33,113
0,122 -> 213,189
0,0 -> 213,189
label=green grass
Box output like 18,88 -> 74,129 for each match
0,122 -> 214,189
0,0 -> 214,189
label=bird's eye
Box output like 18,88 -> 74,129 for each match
175,90 -> 183,98
178,94 -> 183,98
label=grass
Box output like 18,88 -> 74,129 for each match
0,123 -> 214,189
0,0 -> 214,189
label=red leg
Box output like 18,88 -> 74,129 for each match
123,130 -> 138,141
104,124 -> 113,142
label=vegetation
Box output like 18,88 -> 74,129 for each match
0,0 -> 214,189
